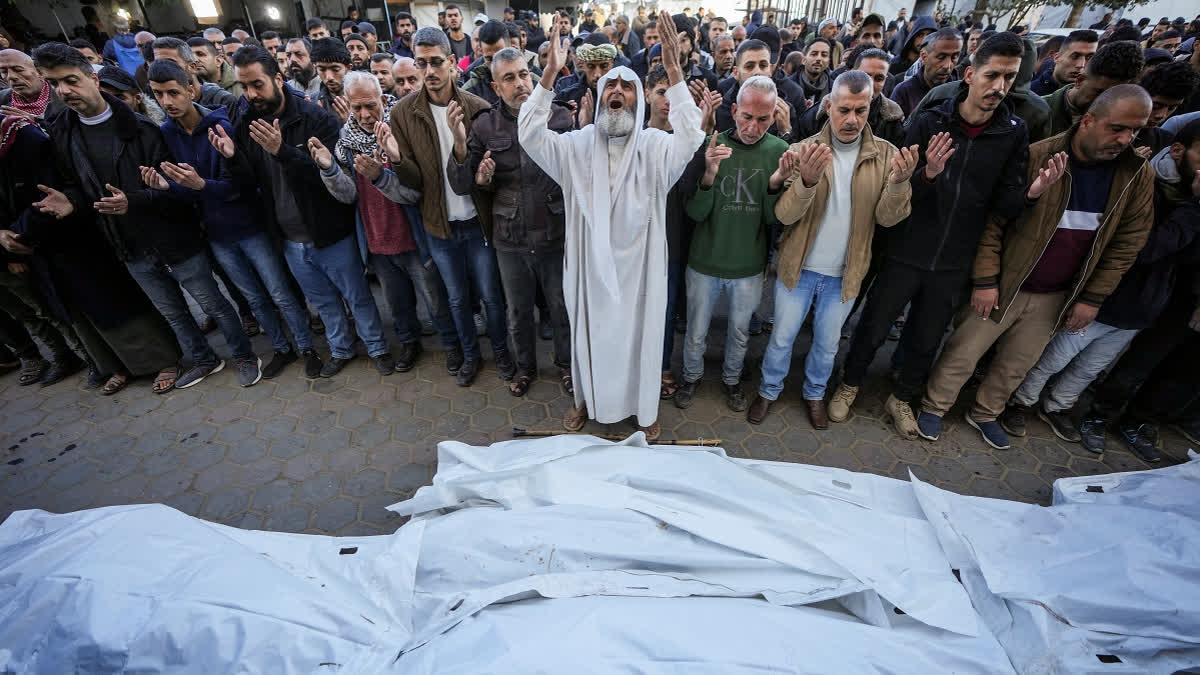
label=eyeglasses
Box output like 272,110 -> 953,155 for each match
414,58 -> 447,69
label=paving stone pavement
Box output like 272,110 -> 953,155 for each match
1,290 -> 1193,536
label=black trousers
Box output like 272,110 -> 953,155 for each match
842,260 -> 970,401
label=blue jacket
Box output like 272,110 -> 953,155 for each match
159,104 -> 262,243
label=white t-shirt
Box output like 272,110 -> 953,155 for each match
429,102 -> 478,223
803,134 -> 861,277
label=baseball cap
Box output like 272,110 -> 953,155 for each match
474,13 -> 489,25
98,65 -> 138,91
356,21 -> 376,35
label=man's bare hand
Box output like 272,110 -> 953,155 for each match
307,137 -> 333,170
889,144 -> 920,184
971,288 -> 999,318
700,133 -> 733,188
373,121 -> 401,162
139,165 -> 169,191
94,184 -> 128,216
1063,302 -> 1099,333
796,142 -> 833,188
578,88 -> 594,128
354,151 -> 384,182
161,162 -> 205,190
249,118 -> 283,155
922,132 -> 956,179
476,150 -> 495,185
0,230 -> 32,255
33,185 -> 74,219
1028,151 -> 1068,200
332,95 -> 351,123
770,149 -> 799,191
208,124 -> 235,158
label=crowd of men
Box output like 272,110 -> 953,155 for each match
0,6 -> 1198,462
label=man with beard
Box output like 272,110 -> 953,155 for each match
794,37 -> 832,103
213,46 -> 395,378
518,14 -> 706,438
187,37 -> 243,98
386,27 -> 510,387
311,38 -> 352,122
555,34 -> 615,113
749,70 -> 917,428
306,18 -> 330,41
345,33 -> 372,71
391,12 -> 416,58
34,42 -> 259,392
369,53 -> 397,96
391,57 -> 420,96
919,85 -> 1153,451
830,33 -> 1032,438
285,37 -> 322,99
311,70 -> 458,374
144,59 -> 318,379
0,49 -> 69,122
447,47 -> 574,398
891,28 -> 961,116
674,76 -> 795,413
444,5 -> 473,62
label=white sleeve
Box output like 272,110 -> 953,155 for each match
662,80 -> 706,185
518,85 -> 574,185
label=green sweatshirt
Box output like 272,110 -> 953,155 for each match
685,130 -> 788,279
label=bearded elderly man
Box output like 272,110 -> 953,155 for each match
519,13 -> 706,438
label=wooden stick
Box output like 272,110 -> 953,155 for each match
511,428 -> 722,446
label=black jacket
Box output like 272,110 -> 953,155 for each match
49,93 -> 205,265
226,87 -> 354,249
447,101 -> 572,254
888,87 -> 1029,272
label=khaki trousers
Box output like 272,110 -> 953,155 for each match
922,290 -> 1066,422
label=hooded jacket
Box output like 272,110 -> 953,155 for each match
972,126 -> 1154,324
890,86 -> 1029,272
890,63 -> 934,117
890,16 -> 937,75
796,91 -> 905,147
159,104 -> 262,244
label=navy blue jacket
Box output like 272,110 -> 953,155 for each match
159,104 -> 262,244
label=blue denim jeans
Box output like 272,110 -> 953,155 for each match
426,220 -> 508,361
372,250 -> 458,348
682,267 -> 762,385
126,251 -> 255,365
210,233 -> 314,354
282,235 -> 388,360
759,271 -> 855,401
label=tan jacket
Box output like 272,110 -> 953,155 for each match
972,126 -> 1154,325
774,123 -> 912,302
388,86 -> 493,240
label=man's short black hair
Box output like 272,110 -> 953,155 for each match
261,30 -> 280,41
369,52 -> 395,66
505,21 -> 522,40
735,38 -> 770,65
186,36 -> 215,56
1086,40 -> 1144,82
479,19 -> 508,45
395,12 -> 416,27
305,17 -> 326,31
854,47 -> 891,68
445,4 -> 461,13
972,30 -> 1023,67
231,44 -> 280,78
340,20 -> 357,31
1062,29 -> 1098,51
310,37 -> 352,65
68,38 -> 96,52
1152,29 -> 1181,45
1104,25 -> 1143,44
806,36 -> 834,53
646,64 -> 669,90
1140,60 -> 1200,101
1038,35 -> 1064,61
147,58 -> 192,88
222,36 -> 242,45
32,41 -> 93,75
286,36 -> 313,52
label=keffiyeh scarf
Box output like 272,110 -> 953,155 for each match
335,93 -> 397,160
0,115 -> 33,160
10,80 -> 51,117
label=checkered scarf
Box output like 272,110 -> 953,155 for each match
0,115 -> 33,161
335,93 -> 397,160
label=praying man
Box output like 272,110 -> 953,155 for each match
519,10 -> 705,439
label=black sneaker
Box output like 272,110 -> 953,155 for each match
1038,406 -> 1081,442
262,349 -> 297,379
176,360 -> 225,389
1079,417 -> 1106,454
371,352 -> 395,375
320,355 -> 354,378
673,379 -> 699,409
496,352 -> 517,381
999,403 -> 1028,437
395,341 -> 422,372
1120,422 -> 1161,463
446,346 -> 464,374
303,349 -> 323,378
39,355 -> 85,387
456,357 -> 481,386
236,356 -> 263,387
722,381 -> 747,412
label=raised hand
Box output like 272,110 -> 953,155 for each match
700,89 -> 719,134
770,149 -> 799,191
772,97 -> 791,136
161,161 -> 205,190
373,121 -> 401,162
475,150 -> 495,185
249,118 -> 283,156
796,142 -> 833,188
889,144 -> 919,184
540,36 -> 569,89
332,95 -> 351,123
922,132 -> 956,179
688,78 -> 707,106
446,99 -> 467,158
33,185 -> 74,219
971,288 -> 999,319
139,165 -> 169,190
578,88 -> 594,128
1028,151 -> 1068,200
208,124 -> 235,158
658,9 -> 685,80
353,151 -> 384,182
307,137 -> 333,170
700,133 -> 733,188
94,184 -> 128,216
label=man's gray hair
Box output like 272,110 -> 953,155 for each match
413,26 -> 452,55
343,69 -> 382,96
152,36 -> 195,63
490,47 -> 526,77
737,75 -> 777,105
831,70 -> 872,99
202,27 -> 224,40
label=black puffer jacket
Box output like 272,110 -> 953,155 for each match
446,100 -> 572,254
888,86 -> 1029,272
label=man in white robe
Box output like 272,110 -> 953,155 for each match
518,12 -> 705,438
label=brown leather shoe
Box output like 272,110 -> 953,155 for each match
747,394 -> 772,425
805,398 -> 830,430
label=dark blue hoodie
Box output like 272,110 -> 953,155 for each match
159,104 -> 262,244
890,15 -> 938,75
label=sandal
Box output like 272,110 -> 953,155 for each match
559,367 -> 574,397
509,372 -> 534,397
101,373 -> 129,396
153,366 -> 179,395
660,371 -> 679,399
637,421 -> 662,442
563,401 -> 587,432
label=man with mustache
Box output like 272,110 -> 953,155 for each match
890,27 -> 962,116
518,12 -> 706,438
829,33 -> 1033,438
447,47 -> 574,398
284,37 -> 321,99
918,84 -> 1154,451
311,38 -> 353,122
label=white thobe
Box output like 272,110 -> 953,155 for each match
518,69 -> 705,425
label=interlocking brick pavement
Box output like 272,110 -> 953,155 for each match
1,290 -> 1193,536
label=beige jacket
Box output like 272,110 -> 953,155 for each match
774,123 -> 912,302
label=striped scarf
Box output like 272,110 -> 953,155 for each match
10,80 -> 51,117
